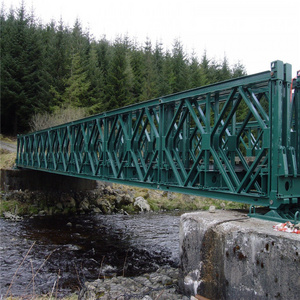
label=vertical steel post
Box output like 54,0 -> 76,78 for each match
103,117 -> 108,178
269,60 -> 284,208
282,64 -> 292,147
294,71 -> 300,171
204,94 -> 211,187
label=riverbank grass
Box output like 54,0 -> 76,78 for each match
0,135 -> 17,169
0,148 -> 16,169
115,184 -> 248,212
0,134 -> 17,143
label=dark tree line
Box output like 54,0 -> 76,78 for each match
0,3 -> 246,135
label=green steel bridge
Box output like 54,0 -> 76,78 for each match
16,60 -> 300,222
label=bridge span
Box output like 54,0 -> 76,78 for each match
16,60 -> 300,222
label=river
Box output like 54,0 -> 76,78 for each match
0,212 -> 181,298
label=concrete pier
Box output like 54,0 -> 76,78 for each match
179,210 -> 300,300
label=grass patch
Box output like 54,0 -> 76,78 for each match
0,196 -> 39,216
0,149 -> 16,169
114,184 -> 248,212
0,135 -> 17,169
0,134 -> 17,143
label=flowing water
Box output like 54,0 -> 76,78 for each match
0,212 -> 181,298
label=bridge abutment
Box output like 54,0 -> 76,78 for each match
179,210 -> 300,299
0,168 -> 97,192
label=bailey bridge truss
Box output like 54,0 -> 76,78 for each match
16,60 -> 300,222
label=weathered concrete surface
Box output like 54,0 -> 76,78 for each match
0,168 -> 97,192
179,210 -> 300,300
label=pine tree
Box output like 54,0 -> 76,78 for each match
25,18 -> 52,113
153,41 -> 166,97
171,39 -> 189,92
70,18 -> 90,59
97,37 -> 111,80
62,52 -> 91,107
0,7 -> 19,134
1,3 -> 50,134
87,42 -> 105,114
218,56 -> 232,81
232,61 -> 247,78
189,52 -> 206,89
140,38 -> 158,101
106,37 -> 134,110
47,19 -> 71,108
200,50 -> 212,85
130,41 -> 144,102
94,37 -> 112,111
159,50 -> 174,96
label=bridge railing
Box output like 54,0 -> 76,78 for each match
16,60 -> 300,222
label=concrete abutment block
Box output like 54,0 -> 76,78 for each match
179,210 -> 300,300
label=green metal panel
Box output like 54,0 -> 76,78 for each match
16,61 -> 300,222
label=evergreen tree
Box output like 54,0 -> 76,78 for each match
93,37 -> 112,112
189,51 -> 206,89
232,61 -> 247,78
153,41 -> 166,97
40,21 -> 57,102
217,56 -> 232,81
0,7 -> 18,134
159,50 -> 174,96
70,18 -> 90,59
1,3 -> 49,134
106,37 -> 134,110
47,19 -> 71,108
62,52 -> 91,107
130,41 -> 144,102
25,18 -> 52,113
171,39 -> 189,92
200,50 -> 212,85
87,42 -> 105,114
140,38 -> 158,101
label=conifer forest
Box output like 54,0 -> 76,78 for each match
1,3 -> 247,135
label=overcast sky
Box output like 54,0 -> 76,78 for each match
2,0 -> 300,76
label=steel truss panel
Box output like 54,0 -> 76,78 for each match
16,61 -> 300,222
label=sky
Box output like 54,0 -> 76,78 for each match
2,0 -> 300,76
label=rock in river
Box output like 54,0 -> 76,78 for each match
134,196 -> 151,212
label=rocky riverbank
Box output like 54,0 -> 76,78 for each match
0,182 -> 152,219
79,266 -> 189,300
1,179 -> 244,220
